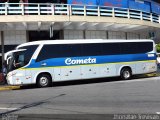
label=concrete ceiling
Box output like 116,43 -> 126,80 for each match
0,21 -> 157,34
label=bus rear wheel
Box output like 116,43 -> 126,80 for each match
120,68 -> 132,80
37,74 -> 52,88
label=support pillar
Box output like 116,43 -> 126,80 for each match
1,31 -> 4,69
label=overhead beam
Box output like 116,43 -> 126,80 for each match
6,23 -> 14,28
63,22 -> 71,27
22,22 -> 27,30
78,22 -> 86,27
38,22 -> 42,30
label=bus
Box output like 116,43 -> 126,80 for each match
5,39 -> 157,87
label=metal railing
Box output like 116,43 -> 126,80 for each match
0,3 -> 159,24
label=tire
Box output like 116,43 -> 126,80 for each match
120,68 -> 132,80
37,74 -> 52,88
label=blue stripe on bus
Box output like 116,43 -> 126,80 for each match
26,53 -> 157,68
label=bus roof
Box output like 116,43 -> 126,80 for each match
17,39 -> 154,48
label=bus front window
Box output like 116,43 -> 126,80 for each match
7,51 -> 26,72
14,52 -> 25,68
5,45 -> 38,72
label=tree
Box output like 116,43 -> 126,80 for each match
156,43 -> 160,53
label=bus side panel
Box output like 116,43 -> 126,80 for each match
13,69 -> 27,85
53,67 -> 61,81
25,69 -> 32,84
135,62 -> 147,74
31,68 -> 54,84
116,64 -> 136,76
60,66 -> 81,81
146,62 -> 157,73
135,62 -> 157,74
81,65 -> 100,79
99,64 -> 117,77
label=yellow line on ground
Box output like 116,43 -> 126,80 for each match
146,73 -> 160,77
0,86 -> 20,91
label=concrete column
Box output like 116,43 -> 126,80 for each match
98,6 -> 100,17
125,32 -> 127,40
83,30 -> 86,39
1,31 -> 4,69
106,31 -> 108,39
59,30 -> 64,39
26,31 -> 29,42
84,5 -> 86,16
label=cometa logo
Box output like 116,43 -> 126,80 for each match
65,57 -> 96,65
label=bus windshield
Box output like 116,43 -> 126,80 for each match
6,50 -> 26,72
5,45 -> 38,72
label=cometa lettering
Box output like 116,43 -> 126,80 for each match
65,58 -> 96,65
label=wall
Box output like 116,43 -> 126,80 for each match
85,30 -> 106,39
127,32 -> 139,39
151,1 -> 160,14
99,0 -> 128,8
4,30 -> 26,45
140,32 -> 148,39
68,0 -> 160,15
129,0 -> 151,13
108,31 -> 126,39
64,30 -> 144,40
64,30 -> 84,39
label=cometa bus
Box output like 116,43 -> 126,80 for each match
5,39 -> 157,87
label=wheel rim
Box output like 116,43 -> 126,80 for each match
39,77 -> 48,86
123,71 -> 130,79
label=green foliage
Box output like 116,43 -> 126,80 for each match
156,43 -> 160,53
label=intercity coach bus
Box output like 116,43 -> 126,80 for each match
5,39 -> 157,87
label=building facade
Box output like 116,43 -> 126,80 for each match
0,0 -> 160,69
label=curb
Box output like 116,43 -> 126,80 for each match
0,86 -> 20,91
145,73 -> 160,77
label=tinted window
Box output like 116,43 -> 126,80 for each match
36,45 -> 62,62
102,43 -> 121,55
82,43 -> 102,56
36,44 -> 82,62
119,42 -> 153,54
137,42 -> 153,53
120,43 -> 137,54
18,45 -> 38,64
36,42 -> 153,62
60,44 -> 82,57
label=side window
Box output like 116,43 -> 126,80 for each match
18,45 -> 38,64
120,43 -> 137,54
36,45 -> 60,62
82,43 -> 102,56
120,42 -> 153,54
36,44 -> 82,62
60,44 -> 82,57
137,42 -> 153,53
102,43 -> 121,55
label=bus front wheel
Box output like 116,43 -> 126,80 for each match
120,68 -> 132,80
37,74 -> 52,88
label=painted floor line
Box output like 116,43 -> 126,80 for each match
0,86 -> 20,91
0,107 -> 17,110
156,112 -> 160,114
